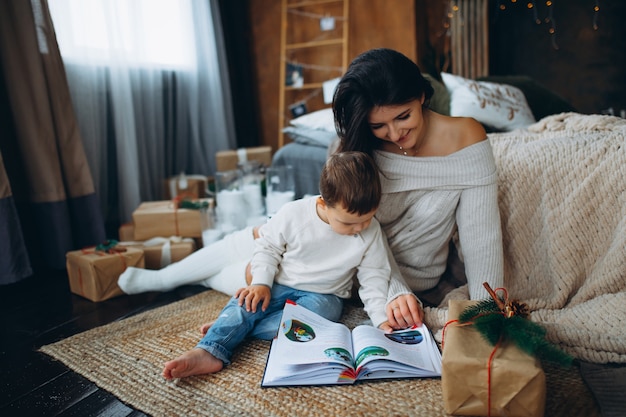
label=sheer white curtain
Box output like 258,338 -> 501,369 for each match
49,0 -> 235,223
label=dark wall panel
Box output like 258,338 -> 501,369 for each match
488,0 -> 626,115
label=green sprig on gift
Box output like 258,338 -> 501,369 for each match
95,239 -> 119,251
94,239 -> 127,253
458,283 -> 574,367
177,198 -> 210,210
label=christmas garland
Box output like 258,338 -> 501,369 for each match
459,283 -> 574,367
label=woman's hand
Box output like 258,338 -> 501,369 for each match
386,294 -> 424,329
235,284 -> 271,313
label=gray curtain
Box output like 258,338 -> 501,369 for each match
49,0 -> 237,227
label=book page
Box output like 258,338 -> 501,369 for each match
267,302 -> 354,367
351,324 -> 442,377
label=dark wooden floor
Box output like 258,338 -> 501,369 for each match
0,270 -> 207,417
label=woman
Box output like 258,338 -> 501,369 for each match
332,48 -> 504,330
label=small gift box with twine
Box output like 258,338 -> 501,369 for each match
66,240 -> 144,302
163,173 -> 208,200
442,283 -> 573,417
118,237 -> 197,270
132,198 -> 212,240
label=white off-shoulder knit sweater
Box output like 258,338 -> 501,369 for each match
374,140 -> 504,304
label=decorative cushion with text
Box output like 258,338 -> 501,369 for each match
441,72 -> 536,131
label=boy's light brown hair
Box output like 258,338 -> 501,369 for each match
319,151 -> 381,215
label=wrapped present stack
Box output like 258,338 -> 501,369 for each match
132,199 -> 211,240
65,195 -> 215,302
123,196 -> 211,265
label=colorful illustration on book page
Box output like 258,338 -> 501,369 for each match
324,347 -> 353,364
282,319 -> 316,342
355,346 -> 389,367
384,328 -> 424,345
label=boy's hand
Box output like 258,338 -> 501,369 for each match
235,284 -> 271,313
386,294 -> 424,329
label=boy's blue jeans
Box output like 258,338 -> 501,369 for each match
195,283 -> 343,365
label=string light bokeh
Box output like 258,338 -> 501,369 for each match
449,0 -> 601,50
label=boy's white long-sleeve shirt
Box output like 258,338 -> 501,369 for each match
251,196 -> 391,327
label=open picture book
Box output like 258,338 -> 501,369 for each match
261,300 -> 442,387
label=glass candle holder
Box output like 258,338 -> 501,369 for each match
214,169 -> 247,233
265,165 -> 295,218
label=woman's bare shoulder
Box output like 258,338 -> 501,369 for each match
430,113 -> 487,154
451,116 -> 487,146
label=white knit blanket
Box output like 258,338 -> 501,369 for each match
425,112 -> 626,364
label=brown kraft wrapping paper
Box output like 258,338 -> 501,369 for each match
442,300 -> 546,417
163,174 -> 208,200
118,222 -> 135,241
119,238 -> 196,270
215,146 -> 272,172
66,247 -> 144,302
132,200 -> 206,240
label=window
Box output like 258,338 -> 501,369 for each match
49,0 -> 196,69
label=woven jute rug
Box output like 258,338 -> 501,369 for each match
39,290 -> 600,417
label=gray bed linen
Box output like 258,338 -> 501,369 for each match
271,142 -> 328,198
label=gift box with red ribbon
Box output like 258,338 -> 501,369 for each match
442,299 -> 546,417
66,242 -> 144,302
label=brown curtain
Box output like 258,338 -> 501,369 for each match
0,0 -> 105,284
450,0 -> 489,78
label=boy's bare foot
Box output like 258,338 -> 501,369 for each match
200,321 -> 216,335
162,348 -> 224,380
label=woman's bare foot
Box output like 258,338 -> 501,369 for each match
162,348 -> 224,380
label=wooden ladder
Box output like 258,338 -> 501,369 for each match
277,0 -> 349,148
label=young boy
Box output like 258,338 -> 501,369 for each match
163,151 -> 392,379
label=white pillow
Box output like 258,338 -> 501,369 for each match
289,107 -> 335,132
440,72 -> 535,131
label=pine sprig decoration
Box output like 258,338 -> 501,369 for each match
471,313 -> 507,346
95,239 -> 126,253
502,316 -> 574,367
458,299 -> 500,323
96,239 -> 119,251
459,282 -> 574,367
177,199 -> 210,210
171,192 -> 211,210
